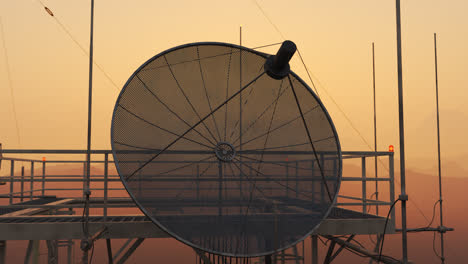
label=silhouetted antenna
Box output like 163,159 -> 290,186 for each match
81,1 -> 95,263
395,0 -> 409,262
433,32 -> 446,264
372,42 -> 379,215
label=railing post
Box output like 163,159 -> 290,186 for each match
82,162 -> 86,199
362,157 -> 367,214
42,160 -> 46,197
9,160 -> 14,205
285,162 -> 289,198
196,164 -> 200,199
0,240 -> 6,264
30,161 -> 34,200
137,161 -> 142,196
311,160 -> 314,202
295,161 -> 298,199
389,153 -> 396,225
333,157 -> 337,196
21,166 -> 24,202
104,153 -> 109,219
311,235 -> 318,264
320,154 -> 325,204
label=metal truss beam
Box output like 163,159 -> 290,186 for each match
46,240 -> 58,264
323,236 -> 401,264
23,240 -> 39,264
323,240 -> 336,264
328,235 -> 354,263
115,238 -> 144,264
113,238 -> 133,261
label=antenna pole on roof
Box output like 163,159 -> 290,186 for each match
239,25 -> 243,198
372,42 -> 378,215
82,0 -> 94,263
395,0 -> 409,263
239,25 -> 242,149
433,32 -> 446,264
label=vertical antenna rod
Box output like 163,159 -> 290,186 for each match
395,0 -> 409,263
82,0 -> 94,263
239,25 -> 243,198
372,42 -> 379,215
86,1 -> 95,196
239,25 -> 243,152
434,32 -> 445,264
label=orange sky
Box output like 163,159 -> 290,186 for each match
0,0 -> 467,177
1,2 -> 467,263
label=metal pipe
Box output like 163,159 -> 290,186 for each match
372,42 -> 379,216
42,161 -> 46,196
324,236 -> 401,264
295,161 -> 299,198
239,25 -> 243,203
82,162 -> 86,199
395,0 -> 408,262
0,175 -> 391,182
104,153 -> 108,219
196,164 -> 200,199
285,162 -> 289,197
106,239 -> 113,264
82,0 -> 95,262
218,161 -> 223,216
389,154 -> 396,232
362,157 -> 367,213
311,235 -> 318,264
433,32 -> 445,264
30,161 -> 34,200
239,25 -> 243,150
9,161 -> 14,205
20,166 -> 24,202
0,149 -> 393,155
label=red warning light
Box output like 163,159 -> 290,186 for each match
389,145 -> 394,152
42,157 -> 46,162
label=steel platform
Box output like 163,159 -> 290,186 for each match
0,198 -> 393,241
0,149 -> 396,264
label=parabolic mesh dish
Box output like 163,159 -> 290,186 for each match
111,42 -> 342,257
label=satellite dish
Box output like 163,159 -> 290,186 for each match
111,41 -> 342,257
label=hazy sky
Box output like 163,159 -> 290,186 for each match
1,0 -> 467,175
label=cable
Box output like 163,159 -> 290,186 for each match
250,0 -> 320,99
432,231 -> 443,260
426,200 -> 440,228
0,17 -> 22,147
378,199 -> 400,262
251,0 -> 285,40
296,49 -> 320,97
340,244 -> 401,263
89,240 -> 95,264
35,0 -> 120,92
250,0 -> 433,226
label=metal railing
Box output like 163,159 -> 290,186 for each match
0,149 -> 395,224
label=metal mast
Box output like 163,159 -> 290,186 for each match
239,26 -> 243,154
433,32 -> 446,264
395,0 -> 409,263
372,42 -> 379,215
82,0 -> 95,263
